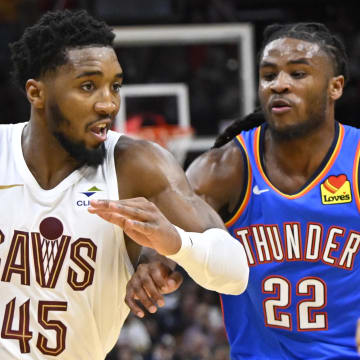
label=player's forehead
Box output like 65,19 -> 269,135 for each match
260,37 -> 325,64
64,46 -> 120,69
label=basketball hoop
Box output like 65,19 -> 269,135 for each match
125,113 -> 194,164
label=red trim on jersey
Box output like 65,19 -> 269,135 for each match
218,295 -> 229,341
254,124 -> 345,199
352,140 -> 360,212
225,134 -> 252,227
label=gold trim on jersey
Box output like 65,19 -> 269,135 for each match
0,184 -> 24,189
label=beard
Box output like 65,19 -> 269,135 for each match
49,104 -> 107,167
265,93 -> 328,142
267,113 -> 324,141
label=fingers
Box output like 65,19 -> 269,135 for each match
90,198 -> 149,208
90,211 -> 153,248
89,198 -> 153,216
128,263 -> 166,311
125,279 -> 156,318
88,200 -> 154,234
89,198 -> 181,255
125,263 -> 182,318
89,202 -> 147,221
161,271 -> 183,294
88,199 -> 158,234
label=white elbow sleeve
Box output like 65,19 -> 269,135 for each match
166,226 -> 249,295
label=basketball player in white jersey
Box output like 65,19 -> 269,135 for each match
0,9 -> 248,359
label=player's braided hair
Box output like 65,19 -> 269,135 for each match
213,22 -> 349,149
212,108 -> 265,149
10,9 -> 115,91
260,22 -> 349,84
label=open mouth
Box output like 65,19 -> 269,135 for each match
92,123 -> 107,135
89,122 -> 110,141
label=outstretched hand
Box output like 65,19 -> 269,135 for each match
88,198 -> 182,256
125,261 -> 183,318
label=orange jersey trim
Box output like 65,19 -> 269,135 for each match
225,134 -> 252,227
352,140 -> 360,212
254,124 -> 345,199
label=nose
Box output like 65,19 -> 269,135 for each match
270,71 -> 291,94
94,90 -> 119,115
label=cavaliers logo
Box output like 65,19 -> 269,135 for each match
321,174 -> 352,205
32,217 -> 70,288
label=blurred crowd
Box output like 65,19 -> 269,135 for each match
107,275 -> 230,360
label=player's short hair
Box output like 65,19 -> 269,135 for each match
10,9 -> 115,91
259,22 -> 349,84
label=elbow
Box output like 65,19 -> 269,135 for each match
207,261 -> 249,295
224,266 -> 249,295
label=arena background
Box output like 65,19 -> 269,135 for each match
0,1 -> 358,359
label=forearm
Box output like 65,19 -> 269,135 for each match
166,226 -> 249,295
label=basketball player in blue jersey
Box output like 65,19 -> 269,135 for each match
123,23 -> 360,359
0,9 -> 249,359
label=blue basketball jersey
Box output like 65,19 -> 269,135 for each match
222,122 -> 360,359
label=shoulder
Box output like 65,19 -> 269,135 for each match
338,123 -> 360,151
187,141 -> 245,186
0,122 -> 24,143
341,123 -> 360,137
0,123 -> 17,134
115,135 -> 181,172
186,141 -> 246,212
114,135 -> 188,198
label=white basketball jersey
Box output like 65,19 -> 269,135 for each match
0,123 -> 134,359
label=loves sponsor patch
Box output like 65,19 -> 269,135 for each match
321,174 -> 352,205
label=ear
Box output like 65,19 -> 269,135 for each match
329,75 -> 344,101
25,79 -> 45,109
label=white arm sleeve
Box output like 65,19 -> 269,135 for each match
166,226 -> 249,295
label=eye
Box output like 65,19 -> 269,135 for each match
112,82 -> 122,93
262,72 -> 277,81
81,82 -> 95,92
291,71 -> 306,79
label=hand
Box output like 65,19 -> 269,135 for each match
125,261 -> 183,318
88,198 -> 182,255
356,319 -> 360,353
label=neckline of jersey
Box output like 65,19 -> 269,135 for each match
255,121 -> 343,199
12,122 -> 92,197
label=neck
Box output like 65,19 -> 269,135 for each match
263,118 -> 336,193
22,113 -> 82,190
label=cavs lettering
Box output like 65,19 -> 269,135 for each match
0,216 -> 96,289
0,217 -> 97,356
321,174 -> 352,204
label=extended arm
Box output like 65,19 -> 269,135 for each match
88,137 -> 248,303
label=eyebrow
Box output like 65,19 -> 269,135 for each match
75,71 -> 123,79
260,58 -> 311,68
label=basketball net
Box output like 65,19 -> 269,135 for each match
41,238 -> 59,283
125,113 -> 194,164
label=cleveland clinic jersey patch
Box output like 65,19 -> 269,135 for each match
320,174 -> 352,204
75,184 -> 105,208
